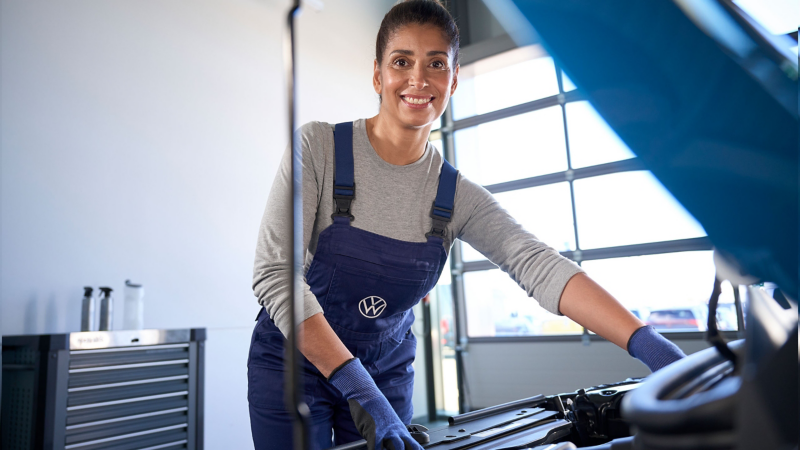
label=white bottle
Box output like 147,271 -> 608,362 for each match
123,279 -> 145,330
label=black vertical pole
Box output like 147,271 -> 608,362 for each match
421,296 -> 438,422
441,102 -> 468,414
284,2 -> 311,449
450,268 -> 468,414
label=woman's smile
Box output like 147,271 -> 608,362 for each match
400,94 -> 434,108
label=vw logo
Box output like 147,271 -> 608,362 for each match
359,296 -> 387,319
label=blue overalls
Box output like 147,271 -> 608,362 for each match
248,122 -> 458,449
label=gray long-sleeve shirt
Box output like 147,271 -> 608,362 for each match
253,118 -> 584,336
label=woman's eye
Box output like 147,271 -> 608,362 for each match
394,58 -> 408,67
431,61 -> 446,69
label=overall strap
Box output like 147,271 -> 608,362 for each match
332,122 -> 355,222
427,159 -> 458,240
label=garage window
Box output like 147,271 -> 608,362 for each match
434,44 -> 735,338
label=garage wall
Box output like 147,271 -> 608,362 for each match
0,0 -> 393,447
463,338 -> 711,409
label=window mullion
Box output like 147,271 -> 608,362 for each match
443,99 -> 469,414
560,81 -> 582,258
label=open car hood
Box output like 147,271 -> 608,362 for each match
503,0 -> 798,299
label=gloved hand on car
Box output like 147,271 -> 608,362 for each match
329,358 -> 423,450
627,325 -> 686,372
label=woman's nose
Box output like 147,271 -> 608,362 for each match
408,65 -> 428,89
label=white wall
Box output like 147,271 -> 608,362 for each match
0,0 -> 392,447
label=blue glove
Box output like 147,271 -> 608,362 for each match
627,325 -> 686,372
328,358 -> 422,450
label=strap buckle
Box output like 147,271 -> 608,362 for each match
426,203 -> 452,238
332,183 -> 355,221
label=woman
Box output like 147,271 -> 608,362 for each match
250,1 -> 685,449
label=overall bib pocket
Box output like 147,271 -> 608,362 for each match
323,264 -> 426,336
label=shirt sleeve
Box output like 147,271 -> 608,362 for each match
453,175 -> 584,315
252,122 -> 326,337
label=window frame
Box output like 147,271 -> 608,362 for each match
436,53 -> 738,343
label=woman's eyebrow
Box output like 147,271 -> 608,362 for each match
389,49 -> 449,57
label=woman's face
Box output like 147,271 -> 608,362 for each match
373,24 -> 458,129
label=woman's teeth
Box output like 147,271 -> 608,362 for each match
403,96 -> 432,105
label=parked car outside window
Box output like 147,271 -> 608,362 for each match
645,306 -> 708,332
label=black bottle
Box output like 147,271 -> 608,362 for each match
98,287 -> 114,331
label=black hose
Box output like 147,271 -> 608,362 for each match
706,276 -> 737,369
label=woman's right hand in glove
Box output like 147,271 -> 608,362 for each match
328,358 -> 423,450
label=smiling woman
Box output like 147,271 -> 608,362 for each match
249,0 -> 684,449
250,4 -> 476,446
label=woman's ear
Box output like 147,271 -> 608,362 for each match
372,59 -> 382,95
450,64 -> 459,95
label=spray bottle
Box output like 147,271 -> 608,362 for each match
98,287 -> 114,331
80,286 -> 96,332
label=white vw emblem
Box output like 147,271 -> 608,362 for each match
359,296 -> 387,319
